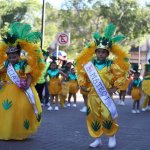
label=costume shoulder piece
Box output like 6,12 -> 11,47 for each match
75,23 -> 130,73
0,22 -> 45,85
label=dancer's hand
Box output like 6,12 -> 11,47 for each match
108,87 -> 118,96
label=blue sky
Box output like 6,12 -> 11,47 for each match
47,0 -> 149,8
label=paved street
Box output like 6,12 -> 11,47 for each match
0,94 -> 150,150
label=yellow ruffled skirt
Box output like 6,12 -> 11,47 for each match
131,88 -> 141,101
142,80 -> 150,95
0,82 -> 42,140
48,78 -> 61,95
119,79 -> 130,91
86,90 -> 119,138
69,80 -> 79,94
142,95 -> 150,108
59,81 -> 69,107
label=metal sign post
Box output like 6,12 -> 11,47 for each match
41,0 -> 45,49
56,44 -> 59,61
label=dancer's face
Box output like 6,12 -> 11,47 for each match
7,52 -> 20,65
71,68 -> 75,74
50,62 -> 57,70
134,72 -> 140,79
95,48 -> 109,61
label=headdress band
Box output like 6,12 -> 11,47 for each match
6,47 -> 19,54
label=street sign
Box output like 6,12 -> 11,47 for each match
57,32 -> 70,46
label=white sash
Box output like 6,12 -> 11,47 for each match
7,63 -> 38,114
84,61 -> 118,119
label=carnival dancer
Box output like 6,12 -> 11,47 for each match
118,74 -> 131,106
142,60 -> 150,111
35,50 -> 50,106
47,60 -> 66,111
59,62 -> 72,108
67,68 -> 79,107
0,22 -> 45,140
75,23 -> 130,148
130,64 -> 142,113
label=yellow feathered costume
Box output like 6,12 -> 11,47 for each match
142,61 -> 150,109
75,23 -> 130,138
0,22 -> 45,140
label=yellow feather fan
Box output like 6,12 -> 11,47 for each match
111,44 -> 130,71
75,41 -> 96,73
17,40 -> 45,85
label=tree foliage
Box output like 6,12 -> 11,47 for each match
0,0 -> 150,58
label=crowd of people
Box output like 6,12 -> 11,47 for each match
0,22 -> 149,149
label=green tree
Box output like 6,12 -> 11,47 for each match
0,0 -> 41,37
93,0 -> 150,41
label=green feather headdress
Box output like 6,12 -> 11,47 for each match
2,22 -> 41,46
93,23 -> 125,51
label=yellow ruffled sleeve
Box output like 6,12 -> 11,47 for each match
109,44 -> 130,90
142,75 -> 150,95
77,69 -> 87,87
111,63 -> 129,90
0,64 -> 5,73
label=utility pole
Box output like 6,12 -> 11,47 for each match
41,0 -> 45,49
138,45 -> 141,68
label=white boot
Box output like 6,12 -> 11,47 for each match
120,101 -> 125,106
80,106 -> 87,112
142,107 -> 147,111
47,106 -> 53,111
118,100 -> 121,105
147,106 -> 150,110
108,135 -> 116,148
54,106 -> 59,111
89,138 -> 102,148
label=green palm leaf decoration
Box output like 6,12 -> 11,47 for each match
36,112 -> 42,122
91,120 -> 101,131
86,106 -> 91,116
104,23 -> 116,40
102,120 -> 112,130
2,99 -> 13,110
24,119 -> 30,130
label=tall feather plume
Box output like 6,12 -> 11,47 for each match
93,32 -> 102,46
17,23 -> 32,39
112,34 -> 126,43
26,32 -> 41,43
2,32 -> 18,44
8,22 -> 41,43
104,23 -> 116,40
9,22 -> 20,36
